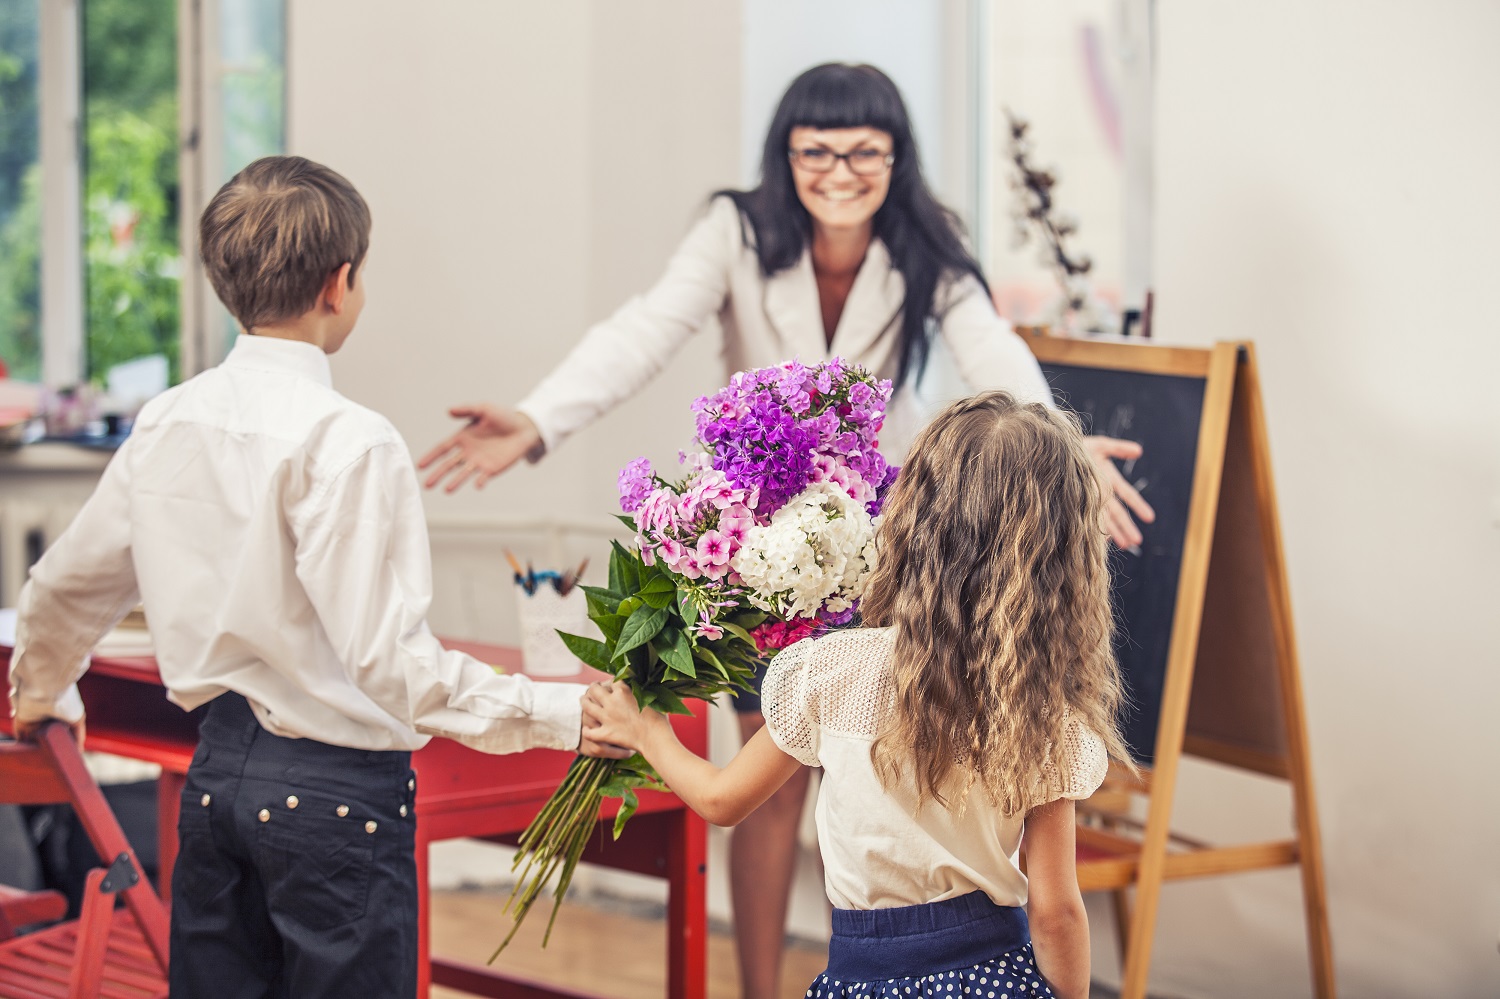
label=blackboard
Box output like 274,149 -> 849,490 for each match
1039,363 -> 1208,763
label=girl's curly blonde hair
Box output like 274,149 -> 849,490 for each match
862,390 -> 1134,815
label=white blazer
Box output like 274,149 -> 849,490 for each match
517,196 -> 1052,462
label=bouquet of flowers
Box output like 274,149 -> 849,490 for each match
494,359 -> 896,956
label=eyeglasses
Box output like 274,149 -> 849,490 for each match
787,147 -> 895,176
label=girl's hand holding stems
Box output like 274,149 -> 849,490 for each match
581,681 -> 801,828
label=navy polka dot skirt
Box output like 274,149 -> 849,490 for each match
806,893 -> 1055,999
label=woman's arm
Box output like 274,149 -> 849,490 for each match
582,681 -> 803,826
420,197 -> 742,491
938,279 -> 1156,547
1023,797 -> 1091,999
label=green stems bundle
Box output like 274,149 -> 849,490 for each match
490,537 -> 763,958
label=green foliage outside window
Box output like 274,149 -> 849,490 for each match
0,0 -> 180,385
82,0 -> 181,383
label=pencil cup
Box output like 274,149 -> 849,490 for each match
517,587 -> 588,678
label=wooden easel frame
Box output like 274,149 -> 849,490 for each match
1026,337 -> 1336,999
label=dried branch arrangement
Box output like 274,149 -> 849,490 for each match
1004,110 -> 1117,334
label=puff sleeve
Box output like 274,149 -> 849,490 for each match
759,638 -> 821,767
1038,716 -> 1110,802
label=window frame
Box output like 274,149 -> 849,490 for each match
33,0 -> 284,388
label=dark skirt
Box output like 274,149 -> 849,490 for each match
807,893 -> 1055,998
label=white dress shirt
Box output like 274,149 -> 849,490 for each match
9,335 -> 583,754
762,627 -> 1107,910
516,196 -> 1053,463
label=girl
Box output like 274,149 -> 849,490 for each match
423,63 -> 1150,996
582,391 -> 1134,999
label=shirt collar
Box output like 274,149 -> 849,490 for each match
223,334 -> 334,388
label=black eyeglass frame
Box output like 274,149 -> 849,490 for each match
786,148 -> 896,176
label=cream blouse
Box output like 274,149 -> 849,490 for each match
761,627 -> 1107,910
516,196 -> 1052,463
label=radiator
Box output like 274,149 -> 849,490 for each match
0,499 -> 82,609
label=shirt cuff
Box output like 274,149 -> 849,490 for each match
525,679 -> 586,751
12,681 -> 86,726
514,401 -> 556,463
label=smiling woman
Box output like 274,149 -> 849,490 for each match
418,62 -> 1153,998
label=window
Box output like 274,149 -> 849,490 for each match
0,0 -> 285,391
0,1 -> 41,382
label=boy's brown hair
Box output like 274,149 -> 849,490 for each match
199,155 -> 370,330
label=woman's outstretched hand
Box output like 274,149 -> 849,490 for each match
1083,436 -> 1156,550
418,404 -> 543,492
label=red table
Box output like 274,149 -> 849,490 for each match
1,641 -> 708,998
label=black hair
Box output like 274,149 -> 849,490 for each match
715,63 -> 991,390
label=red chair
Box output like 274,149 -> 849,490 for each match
0,723 -> 169,998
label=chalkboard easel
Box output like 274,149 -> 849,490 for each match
1023,335 -> 1336,999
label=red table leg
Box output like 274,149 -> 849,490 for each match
666,807 -> 707,999
156,770 -> 185,903
417,831 -> 432,997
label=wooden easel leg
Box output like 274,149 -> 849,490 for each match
1120,342 -> 1241,999
1240,346 -> 1337,998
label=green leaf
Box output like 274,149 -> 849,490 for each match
614,604 -> 668,661
718,621 -> 758,649
639,588 -> 674,609
594,613 -> 626,646
639,574 -> 675,597
609,541 -> 641,594
581,584 -> 623,617
615,513 -> 638,531
652,687 -> 691,716
613,789 -> 639,840
675,587 -> 699,626
659,628 -> 695,677
555,632 -> 611,672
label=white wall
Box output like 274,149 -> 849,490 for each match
287,0 -> 739,637
1112,2 -> 1500,996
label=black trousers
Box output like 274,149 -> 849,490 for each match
169,693 -> 418,998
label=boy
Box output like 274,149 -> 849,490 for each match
7,155 -> 624,997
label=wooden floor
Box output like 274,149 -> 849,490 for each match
429,888 -> 829,999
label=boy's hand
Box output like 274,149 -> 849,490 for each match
581,681 -> 663,753
13,715 -> 86,747
418,404 -> 543,493
578,729 -> 634,760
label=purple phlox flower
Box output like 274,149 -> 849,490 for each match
618,457 -> 655,513
822,604 -> 857,627
815,369 -> 832,394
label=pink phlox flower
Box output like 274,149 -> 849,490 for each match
638,541 -> 656,566
718,504 -> 754,543
656,535 -> 686,566
693,610 -> 724,642
696,530 -> 733,567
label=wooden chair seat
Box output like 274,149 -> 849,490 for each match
0,906 -> 166,998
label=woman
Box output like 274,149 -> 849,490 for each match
421,63 -> 1152,997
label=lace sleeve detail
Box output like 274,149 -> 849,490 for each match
1040,717 -> 1109,802
760,638 -> 820,766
